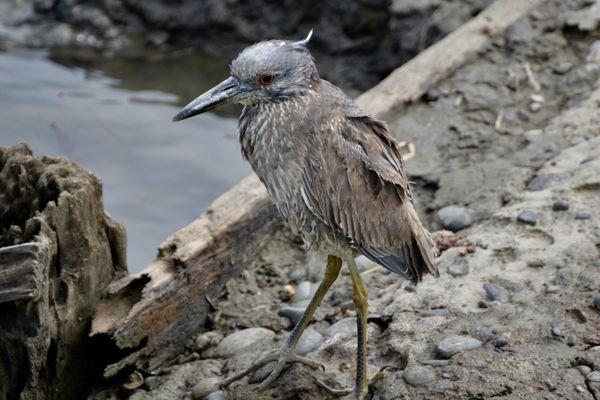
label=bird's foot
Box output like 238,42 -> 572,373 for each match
313,366 -> 389,399
221,349 -> 324,390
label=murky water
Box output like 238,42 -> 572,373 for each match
0,46 -> 251,272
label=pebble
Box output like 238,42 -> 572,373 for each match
587,371 -> 600,383
593,296 -> 600,311
447,260 -> 470,277
296,328 -> 324,356
553,62 -> 573,74
144,376 -> 162,391
293,281 -> 316,303
483,283 -> 510,303
423,88 -> 440,102
517,211 -> 537,225
326,317 -> 356,337
545,143 -> 557,153
526,259 -> 545,268
195,331 -> 222,352
421,359 -> 450,367
405,282 -> 417,292
552,200 -> 569,211
191,378 -> 220,400
205,390 -> 227,400
529,102 -> 542,113
545,285 -> 560,294
278,307 -> 305,326
567,335 -> 577,346
577,365 -> 592,376
528,173 -> 567,191
551,325 -> 562,337
494,337 -> 509,348
437,205 -> 472,231
478,300 -> 489,309
208,328 -> 275,358
436,335 -> 482,358
403,366 -> 435,387
575,211 -> 591,220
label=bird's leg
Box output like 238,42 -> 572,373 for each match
221,255 -> 342,390
348,257 -> 369,399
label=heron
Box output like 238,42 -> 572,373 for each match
173,31 -> 438,399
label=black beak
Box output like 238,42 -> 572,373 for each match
172,76 -> 240,122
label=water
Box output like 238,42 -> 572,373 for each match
0,47 -> 251,272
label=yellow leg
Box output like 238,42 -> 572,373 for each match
221,255 -> 342,389
348,257 -> 369,399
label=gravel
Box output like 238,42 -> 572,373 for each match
437,205 -> 472,231
436,335 -> 482,358
517,211 -> 537,225
483,283 -> 510,303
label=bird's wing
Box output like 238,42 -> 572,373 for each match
300,110 -> 438,282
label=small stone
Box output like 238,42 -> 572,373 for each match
144,376 -> 162,391
436,335 -> 482,358
192,378 -> 220,400
528,173 -> 567,191
293,281 -> 316,303
545,285 -> 560,294
587,371 -> 600,383
567,335 -> 577,346
195,331 -> 222,352
278,307 -> 305,326
529,102 -> 542,113
423,88 -> 440,102
404,282 -> 417,292
517,211 -> 537,225
447,260 -> 470,277
494,337 -> 509,348
593,296 -> 600,311
545,143 -> 557,153
527,259 -> 545,268
403,367 -> 435,387
205,390 -> 227,400
296,328 -> 324,356
575,211 -> 591,220
122,371 -> 144,390
421,359 -> 450,367
437,205 -> 472,231
478,300 -> 489,309
483,283 -> 510,303
577,365 -> 592,376
552,200 -> 569,211
326,318 -> 356,337
208,328 -> 275,358
551,325 -> 562,337
553,62 -> 573,74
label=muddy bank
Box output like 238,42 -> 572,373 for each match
0,0 -> 492,94
97,0 -> 600,399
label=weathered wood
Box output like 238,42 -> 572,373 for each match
0,144 -> 127,400
90,0 -> 543,378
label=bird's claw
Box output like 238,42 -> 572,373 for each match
221,349 -> 324,390
313,365 -> 390,399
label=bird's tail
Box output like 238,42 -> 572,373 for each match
403,204 -> 439,283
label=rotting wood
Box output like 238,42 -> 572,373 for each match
90,0 -> 544,377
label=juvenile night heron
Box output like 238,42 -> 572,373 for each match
173,31 -> 438,399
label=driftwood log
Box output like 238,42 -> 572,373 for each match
0,144 -> 127,400
90,0 -> 543,380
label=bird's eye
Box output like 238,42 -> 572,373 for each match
258,74 -> 275,85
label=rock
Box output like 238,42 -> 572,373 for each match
423,88 -> 440,102
278,307 -> 305,326
403,366 -> 435,387
296,328 -> 324,356
553,62 -> 573,74
526,259 -> 545,268
478,300 -> 489,309
191,378 -> 221,400
528,173 -> 567,191
551,325 -> 562,337
587,371 -> 600,383
529,102 -> 542,113
421,359 -> 450,367
593,296 -> 600,311
195,331 -> 223,352
405,282 -> 417,292
293,281 -> 316,303
575,211 -> 592,220
552,200 -> 569,211
437,205 -> 472,231
326,318 -> 356,337
206,390 -> 227,400
517,211 -> 537,225
436,335 -> 482,358
447,260 -> 470,277
577,365 -> 592,376
587,40 -> 600,63
545,285 -> 560,294
567,335 -> 577,346
144,376 -> 162,391
494,337 -> 509,348
207,328 -> 275,358
483,283 -> 510,303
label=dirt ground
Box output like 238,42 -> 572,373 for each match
116,1 -> 600,399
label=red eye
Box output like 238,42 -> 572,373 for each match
258,74 -> 275,85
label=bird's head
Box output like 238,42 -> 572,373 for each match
173,30 -> 317,122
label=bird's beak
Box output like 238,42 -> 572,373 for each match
172,76 -> 241,122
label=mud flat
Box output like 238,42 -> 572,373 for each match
1,0 -> 599,399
